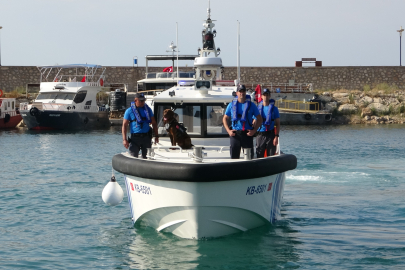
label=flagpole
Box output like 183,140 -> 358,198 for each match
176,22 -> 179,86
237,20 -> 240,84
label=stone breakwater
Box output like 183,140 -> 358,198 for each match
319,90 -> 405,124
1,66 -> 405,92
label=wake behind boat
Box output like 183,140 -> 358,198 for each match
20,64 -> 110,130
104,4 -> 297,239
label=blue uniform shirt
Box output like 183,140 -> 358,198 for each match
124,105 -> 154,134
255,105 -> 280,132
225,101 -> 260,130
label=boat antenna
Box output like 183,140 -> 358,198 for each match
237,20 -> 241,84
207,0 -> 211,19
176,22 -> 179,86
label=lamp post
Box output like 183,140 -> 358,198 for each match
397,26 -> 404,66
0,26 -> 2,66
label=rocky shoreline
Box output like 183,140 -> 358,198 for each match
8,90 -> 405,126
319,90 -> 405,125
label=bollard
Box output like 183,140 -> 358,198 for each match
193,147 -> 203,163
243,148 -> 252,160
147,148 -> 154,159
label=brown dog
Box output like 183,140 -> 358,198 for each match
163,109 -> 193,149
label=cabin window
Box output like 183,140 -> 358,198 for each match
73,91 -> 87,104
155,104 -> 202,136
206,105 -> 227,135
36,92 -> 75,100
154,103 -> 228,137
62,93 -> 75,100
196,81 -> 210,89
12,101 -> 15,110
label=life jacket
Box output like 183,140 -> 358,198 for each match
257,99 -> 275,131
130,102 -> 151,129
231,95 -> 252,130
166,121 -> 188,139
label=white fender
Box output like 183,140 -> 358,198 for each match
102,176 -> 124,206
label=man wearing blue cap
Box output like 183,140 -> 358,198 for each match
254,88 -> 280,157
122,93 -> 159,158
223,84 -> 262,159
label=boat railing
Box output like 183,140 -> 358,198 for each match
50,75 -> 106,86
146,72 -> 195,79
275,99 -> 319,113
152,145 -> 230,153
246,83 -> 313,93
1,111 -> 20,118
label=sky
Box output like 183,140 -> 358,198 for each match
1,0 -> 405,67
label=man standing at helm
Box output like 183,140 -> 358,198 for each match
223,84 -> 262,159
254,88 -> 280,157
122,93 -> 159,158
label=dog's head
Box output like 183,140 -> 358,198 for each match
163,109 -> 175,124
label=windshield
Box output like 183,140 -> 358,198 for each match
154,103 -> 228,137
36,92 -> 76,100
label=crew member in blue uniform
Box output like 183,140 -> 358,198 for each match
254,88 -> 280,157
223,84 -> 262,159
122,93 -> 159,158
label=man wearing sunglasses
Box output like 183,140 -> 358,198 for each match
223,84 -> 262,159
122,93 -> 159,158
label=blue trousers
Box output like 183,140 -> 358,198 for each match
230,133 -> 254,159
129,134 -> 152,159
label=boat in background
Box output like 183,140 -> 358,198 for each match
20,64 -> 110,130
0,96 -> 22,129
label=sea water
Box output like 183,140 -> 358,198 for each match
1,125 -> 404,269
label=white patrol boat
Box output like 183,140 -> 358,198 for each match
104,5 -> 297,239
20,64 -> 110,130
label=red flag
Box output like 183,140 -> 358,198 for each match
81,75 -> 86,82
163,66 -> 173,72
255,84 -> 262,103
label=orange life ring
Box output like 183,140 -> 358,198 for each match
0,89 -> 3,98
100,78 -> 104,86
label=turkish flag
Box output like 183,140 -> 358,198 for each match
163,66 -> 173,72
255,84 -> 262,103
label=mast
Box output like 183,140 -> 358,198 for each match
237,20 -> 240,84
194,0 -> 222,81
176,22 -> 179,86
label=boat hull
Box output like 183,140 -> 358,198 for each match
280,112 -> 332,125
20,110 -> 110,130
124,173 -> 286,239
0,113 -> 22,129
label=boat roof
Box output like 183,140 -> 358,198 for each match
37,64 -> 102,69
145,55 -> 198,61
153,85 -> 237,104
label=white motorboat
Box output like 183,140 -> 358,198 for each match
106,5 -> 297,239
20,64 -> 110,130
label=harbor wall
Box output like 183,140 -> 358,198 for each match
1,65 -> 404,92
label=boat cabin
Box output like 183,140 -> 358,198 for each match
153,82 -> 237,137
0,98 -> 17,117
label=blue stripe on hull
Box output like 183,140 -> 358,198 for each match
270,173 -> 284,223
124,176 -> 135,225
